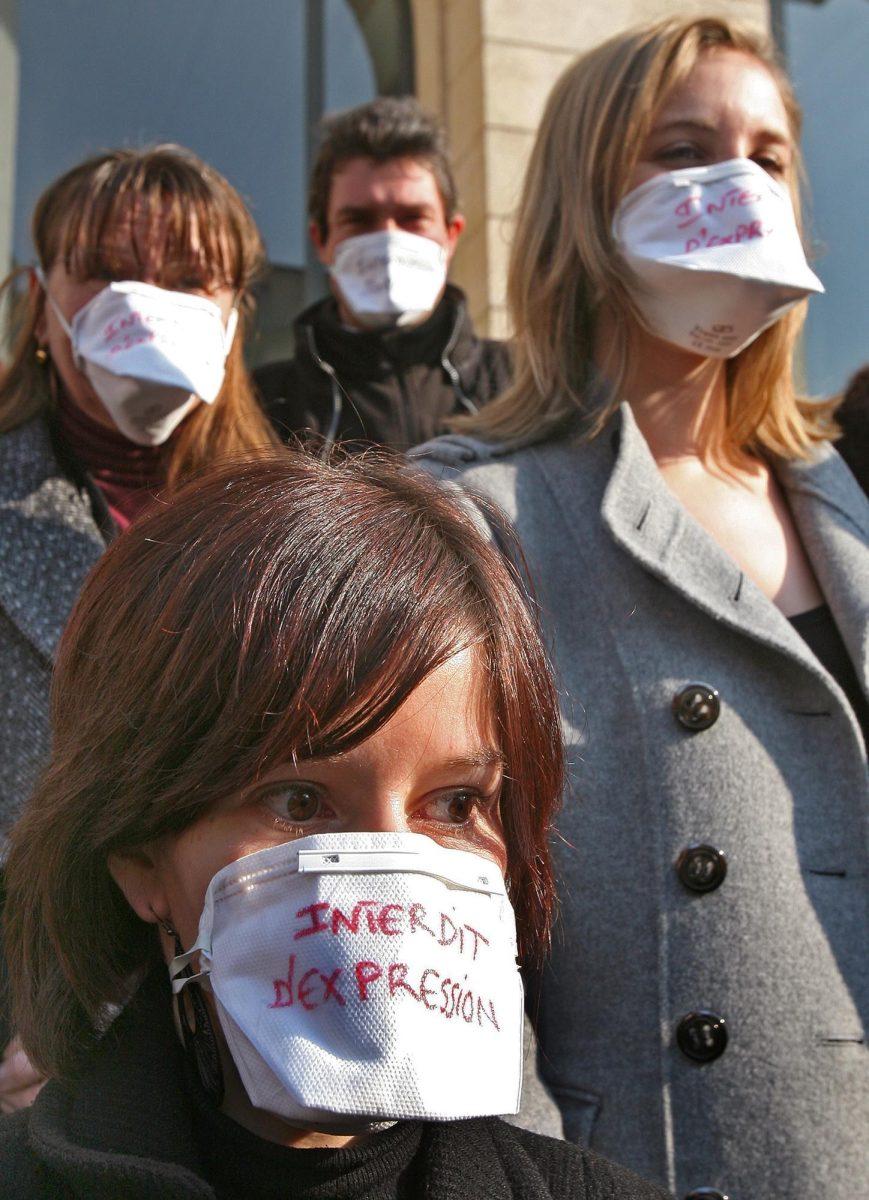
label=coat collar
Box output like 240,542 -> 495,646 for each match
27,966 -> 542,1200
777,446 -> 869,695
293,284 -> 480,384
589,404 -> 868,702
0,416 -> 105,663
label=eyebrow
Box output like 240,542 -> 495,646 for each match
439,749 -> 506,771
651,117 -> 791,145
334,203 -> 437,222
259,747 -> 505,776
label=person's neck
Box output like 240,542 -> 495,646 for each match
332,284 -> 445,334
218,1044 -> 369,1150
335,296 -> 371,332
594,312 -> 754,477
54,384 -> 167,480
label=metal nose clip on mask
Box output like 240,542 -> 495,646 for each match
170,832 -> 524,1131
613,157 -> 823,359
38,271 -> 238,445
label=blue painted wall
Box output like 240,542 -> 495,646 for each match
14,0 -> 375,270
786,0 -> 869,396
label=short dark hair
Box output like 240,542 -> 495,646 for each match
4,450 -> 563,1079
308,96 -> 459,238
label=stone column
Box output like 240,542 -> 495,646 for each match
412,0 -> 769,337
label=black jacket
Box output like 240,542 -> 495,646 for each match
254,285 -> 512,452
0,969 -> 669,1200
835,373 -> 868,495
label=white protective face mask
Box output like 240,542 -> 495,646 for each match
170,832 -> 523,1130
613,157 -> 823,358
330,230 -> 448,330
39,274 -> 237,445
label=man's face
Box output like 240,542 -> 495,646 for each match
310,155 -> 464,325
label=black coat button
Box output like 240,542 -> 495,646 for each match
673,683 -> 720,731
685,1191 -> 729,1199
676,845 -> 727,893
676,1011 -> 727,1062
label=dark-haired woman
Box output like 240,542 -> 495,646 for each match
1,453 -> 668,1199
0,145 -> 279,1109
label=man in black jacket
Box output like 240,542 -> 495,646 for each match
255,97 -> 511,451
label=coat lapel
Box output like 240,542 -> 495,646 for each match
593,404 -> 863,693
0,417 -> 105,663
777,445 -> 869,695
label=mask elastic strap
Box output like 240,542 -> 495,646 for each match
169,938 -> 211,994
33,265 -> 74,339
224,306 -> 239,356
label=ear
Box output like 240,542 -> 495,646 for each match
444,212 -> 466,265
29,268 -> 48,343
309,219 -> 331,266
108,847 -> 169,927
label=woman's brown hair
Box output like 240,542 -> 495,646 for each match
0,144 -> 278,480
3,451 -> 563,1080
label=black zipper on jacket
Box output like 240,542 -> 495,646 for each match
440,300 -> 479,415
304,326 -> 351,456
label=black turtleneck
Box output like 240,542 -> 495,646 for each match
2,966 -> 669,1199
191,1094 -> 424,1200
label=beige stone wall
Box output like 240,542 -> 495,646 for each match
412,0 -> 769,337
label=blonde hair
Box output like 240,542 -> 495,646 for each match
462,16 -> 835,461
0,145 -> 278,482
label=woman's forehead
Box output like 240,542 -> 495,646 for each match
57,196 -> 230,285
62,240 -> 221,288
653,50 -> 791,144
336,648 -> 501,768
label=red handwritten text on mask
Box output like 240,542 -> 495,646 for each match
683,220 -> 771,254
100,309 -> 189,355
675,186 -> 762,229
293,900 -> 490,961
269,953 -> 501,1031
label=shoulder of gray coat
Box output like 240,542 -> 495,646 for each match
410,433 -> 513,479
0,415 -> 56,499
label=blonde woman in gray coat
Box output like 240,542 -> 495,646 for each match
415,16 -> 868,1200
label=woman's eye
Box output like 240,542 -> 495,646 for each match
657,143 -> 704,165
422,790 -> 485,825
753,155 -> 786,178
264,784 -> 326,824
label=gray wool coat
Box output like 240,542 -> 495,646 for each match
0,416 -> 106,857
413,403 -> 869,1200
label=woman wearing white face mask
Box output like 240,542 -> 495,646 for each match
0,453 -> 668,1199
0,145 -> 279,829
0,145 -> 279,1109
415,16 -> 868,1200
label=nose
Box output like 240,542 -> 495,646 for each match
712,134 -> 751,164
342,795 -> 409,834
